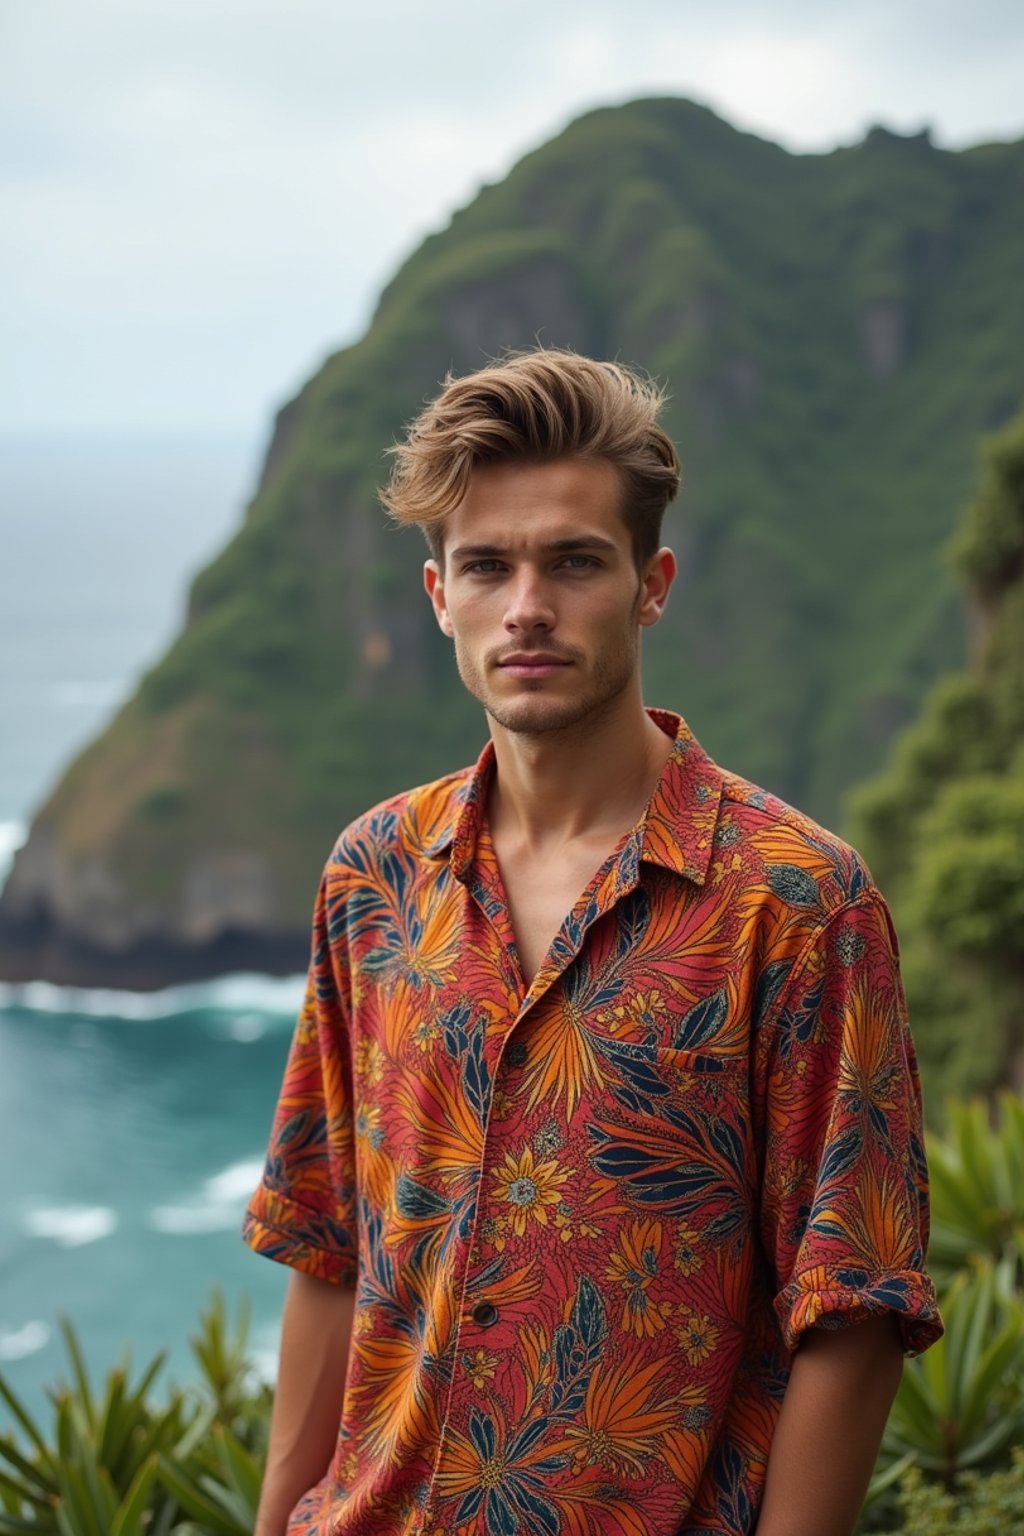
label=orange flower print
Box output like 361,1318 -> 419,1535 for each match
622,1288 -> 673,1338
564,1356 -> 681,1475
462,1348 -> 499,1389
492,1146 -> 571,1236
600,988 -> 667,1037
676,1309 -> 719,1365
605,1219 -> 667,1337
673,1223 -> 702,1276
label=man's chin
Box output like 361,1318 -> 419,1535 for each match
483,697 -> 601,737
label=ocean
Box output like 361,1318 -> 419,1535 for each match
0,433 -> 301,1410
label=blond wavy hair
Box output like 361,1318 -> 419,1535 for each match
379,349 -> 681,568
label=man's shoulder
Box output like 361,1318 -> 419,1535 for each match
713,762 -> 875,910
323,762 -> 475,881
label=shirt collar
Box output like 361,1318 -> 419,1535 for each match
425,709 -> 723,888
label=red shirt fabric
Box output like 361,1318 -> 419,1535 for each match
243,709 -> 941,1536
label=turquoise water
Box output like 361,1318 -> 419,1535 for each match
0,976 -> 297,1406
0,434 -> 300,1409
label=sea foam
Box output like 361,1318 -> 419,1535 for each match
0,1320 -> 50,1361
0,970 -> 305,1023
149,1155 -> 264,1236
25,1206 -> 118,1247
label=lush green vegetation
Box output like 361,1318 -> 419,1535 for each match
859,1093 -> 1024,1532
0,1295 -> 269,1535
4,1098 -> 1024,1533
8,99 -> 1023,972
851,408 -> 1024,1101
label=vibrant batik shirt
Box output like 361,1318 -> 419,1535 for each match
243,709 -> 941,1536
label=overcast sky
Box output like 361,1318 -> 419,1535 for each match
3,0 -> 1023,440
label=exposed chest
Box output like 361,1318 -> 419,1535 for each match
497,842 -> 620,987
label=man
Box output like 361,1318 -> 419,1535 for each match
244,350 -> 941,1536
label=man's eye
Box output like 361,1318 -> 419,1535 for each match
465,560 -> 504,574
561,555 -> 598,570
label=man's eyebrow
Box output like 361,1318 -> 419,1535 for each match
545,536 -> 619,553
449,535 -> 619,560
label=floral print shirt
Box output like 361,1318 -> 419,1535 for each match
243,709 -> 941,1536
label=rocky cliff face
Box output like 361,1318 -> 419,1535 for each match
3,98 -> 1023,988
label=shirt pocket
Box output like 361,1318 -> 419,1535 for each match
586,1037 -> 754,1230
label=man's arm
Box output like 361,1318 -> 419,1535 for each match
254,1270 -> 357,1536
756,1315 -> 904,1536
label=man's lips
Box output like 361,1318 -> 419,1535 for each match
497,653 -> 573,675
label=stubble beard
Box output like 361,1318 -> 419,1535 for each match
454,632 -> 641,740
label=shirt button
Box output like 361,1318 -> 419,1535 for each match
471,1301 -> 498,1327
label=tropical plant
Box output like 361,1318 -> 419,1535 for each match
859,1097 -> 1024,1530
0,1296 -> 268,1536
880,1257 -> 1024,1483
927,1094 -> 1024,1282
0,1317 -> 201,1535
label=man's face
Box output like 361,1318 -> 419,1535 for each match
423,457 -> 675,737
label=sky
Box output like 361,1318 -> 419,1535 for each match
3,0 -> 1024,441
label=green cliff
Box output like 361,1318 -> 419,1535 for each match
851,406 -> 1024,1103
2,97 -> 1023,986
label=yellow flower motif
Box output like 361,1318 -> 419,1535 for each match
354,1037 -> 385,1084
599,988 -> 667,1036
462,1347 -> 499,1389
354,1306 -> 376,1335
676,1309 -> 719,1365
355,1103 -> 384,1149
553,1203 -> 575,1243
673,1223 -> 702,1276
339,1449 -> 359,1482
712,851 -> 743,886
411,1018 -> 440,1052
492,1145 -> 571,1236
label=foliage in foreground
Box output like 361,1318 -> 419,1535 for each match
5,1099 -> 1024,1533
0,1294 -> 269,1536
860,1093 -> 1024,1531
887,1450 -> 1024,1533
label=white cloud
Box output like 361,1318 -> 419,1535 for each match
1,0 -> 1022,434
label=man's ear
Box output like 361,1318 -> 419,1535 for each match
423,560 -> 454,637
637,546 -> 677,629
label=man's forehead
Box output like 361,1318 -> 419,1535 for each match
444,457 -> 628,554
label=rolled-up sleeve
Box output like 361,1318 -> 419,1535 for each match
756,886 -> 942,1357
242,866 -> 360,1287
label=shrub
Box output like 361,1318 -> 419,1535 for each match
0,1295 -> 270,1536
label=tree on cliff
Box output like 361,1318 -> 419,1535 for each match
851,407 -> 1024,1103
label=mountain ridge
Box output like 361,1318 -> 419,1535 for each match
2,95 -> 1022,987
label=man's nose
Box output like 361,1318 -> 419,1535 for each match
503,569 -> 556,632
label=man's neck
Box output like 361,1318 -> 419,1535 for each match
486,690 -> 675,854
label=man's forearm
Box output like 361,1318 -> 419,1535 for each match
255,1270 -> 357,1536
756,1315 -> 904,1536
